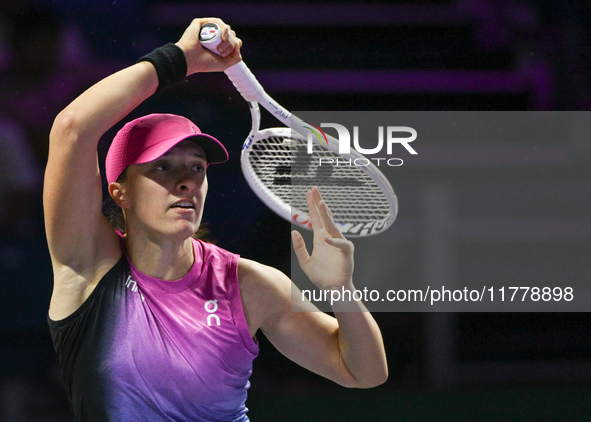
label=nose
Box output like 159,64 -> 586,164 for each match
175,168 -> 197,192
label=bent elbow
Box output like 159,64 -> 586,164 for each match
363,371 -> 389,388
338,367 -> 389,389
356,369 -> 389,389
50,108 -> 81,146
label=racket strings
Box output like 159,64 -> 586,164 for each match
247,135 -> 390,225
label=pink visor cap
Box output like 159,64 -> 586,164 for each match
105,113 -> 229,184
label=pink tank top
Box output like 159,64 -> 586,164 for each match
49,237 -> 258,421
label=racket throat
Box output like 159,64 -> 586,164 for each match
248,102 -> 261,133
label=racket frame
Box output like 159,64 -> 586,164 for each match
228,63 -> 398,236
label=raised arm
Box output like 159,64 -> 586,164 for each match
44,18 -> 241,319
240,187 -> 388,388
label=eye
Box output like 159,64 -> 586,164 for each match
150,161 -> 170,172
191,163 -> 206,173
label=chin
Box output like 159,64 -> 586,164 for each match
158,215 -> 202,241
174,225 -> 200,239
154,222 -> 197,240
176,222 -> 202,239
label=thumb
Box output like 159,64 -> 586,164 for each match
291,230 -> 310,267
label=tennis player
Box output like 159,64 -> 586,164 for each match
44,18 -> 387,421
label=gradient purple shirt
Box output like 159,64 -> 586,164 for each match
49,238 -> 259,421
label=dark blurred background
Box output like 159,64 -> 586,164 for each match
1,0 -> 591,421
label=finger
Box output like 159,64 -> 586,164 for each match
306,189 -> 323,231
218,26 -> 234,57
310,187 -> 342,238
324,235 -> 354,254
291,230 -> 310,266
196,18 -> 239,59
318,199 -> 344,239
182,18 -> 241,73
310,186 -> 329,220
310,186 -> 323,205
230,37 -> 243,60
220,24 -> 230,41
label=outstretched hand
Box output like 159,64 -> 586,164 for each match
291,187 -> 355,290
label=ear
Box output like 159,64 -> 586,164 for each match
108,182 -> 130,208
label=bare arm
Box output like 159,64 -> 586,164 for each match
44,18 -> 241,319
44,62 -> 158,267
290,187 -> 388,387
240,188 -> 387,388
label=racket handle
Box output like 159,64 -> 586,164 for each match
199,22 -> 222,53
199,23 -> 266,103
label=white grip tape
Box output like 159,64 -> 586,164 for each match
199,23 -> 264,103
224,62 -> 266,103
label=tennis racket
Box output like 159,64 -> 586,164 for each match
199,22 -> 398,237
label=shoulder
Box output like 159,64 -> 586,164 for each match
194,238 -> 238,264
238,258 -> 287,283
237,258 -> 292,333
237,258 -> 292,300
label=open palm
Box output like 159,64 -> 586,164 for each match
291,187 -> 355,290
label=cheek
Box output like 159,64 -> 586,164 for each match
127,180 -> 166,209
202,177 -> 208,196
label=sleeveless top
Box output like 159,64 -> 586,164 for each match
48,238 -> 259,421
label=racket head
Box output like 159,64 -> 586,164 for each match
240,127 -> 398,237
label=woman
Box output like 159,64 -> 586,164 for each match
44,17 -> 387,421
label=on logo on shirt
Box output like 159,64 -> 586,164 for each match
204,299 -> 221,326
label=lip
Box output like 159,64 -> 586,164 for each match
170,198 -> 197,210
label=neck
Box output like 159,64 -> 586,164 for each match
124,232 -> 194,281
